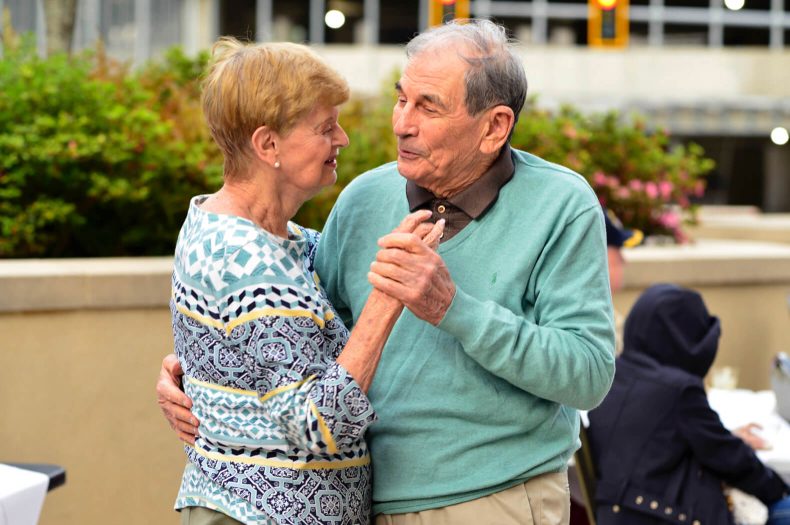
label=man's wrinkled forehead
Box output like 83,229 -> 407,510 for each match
402,47 -> 468,91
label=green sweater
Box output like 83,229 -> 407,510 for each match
314,148 -> 616,515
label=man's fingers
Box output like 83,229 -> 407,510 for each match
376,247 -> 414,265
177,430 -> 197,446
377,232 -> 428,252
370,260 -> 412,285
412,222 -> 434,240
422,219 -> 445,249
368,271 -> 406,299
157,371 -> 193,410
393,210 -> 433,234
173,416 -> 199,437
162,353 -> 183,383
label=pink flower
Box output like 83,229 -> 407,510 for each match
628,180 -> 643,192
645,182 -> 659,199
659,181 -> 673,200
592,171 -> 608,187
617,187 -> 631,199
658,211 -> 680,229
563,124 -> 578,140
607,176 -> 620,189
694,180 -> 706,197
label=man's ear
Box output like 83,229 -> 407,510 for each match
250,125 -> 279,167
480,106 -> 515,155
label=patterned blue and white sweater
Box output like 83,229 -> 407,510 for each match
171,195 -> 377,524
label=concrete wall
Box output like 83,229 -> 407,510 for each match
688,208 -> 790,245
1,241 -> 790,525
315,46 -> 790,113
0,259 -> 183,525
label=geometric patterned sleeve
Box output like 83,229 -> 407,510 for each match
220,239 -> 377,455
258,363 -> 378,454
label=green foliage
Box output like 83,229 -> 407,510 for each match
511,101 -> 714,241
0,39 -> 222,257
0,42 -> 713,257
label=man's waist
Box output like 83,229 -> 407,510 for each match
369,428 -> 576,515
373,462 -> 570,515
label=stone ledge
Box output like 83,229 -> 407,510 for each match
0,257 -> 173,313
623,239 -> 790,288
1,240 -> 790,312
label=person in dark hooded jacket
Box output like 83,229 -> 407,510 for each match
588,283 -> 790,525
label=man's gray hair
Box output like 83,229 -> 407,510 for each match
405,19 -> 527,123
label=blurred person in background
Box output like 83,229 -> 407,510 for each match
603,208 -> 642,296
587,283 -> 790,525
165,37 -> 443,525
603,208 -> 642,354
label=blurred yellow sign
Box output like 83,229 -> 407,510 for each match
588,0 -> 629,47
428,0 -> 470,27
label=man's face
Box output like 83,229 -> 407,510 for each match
392,49 -> 489,196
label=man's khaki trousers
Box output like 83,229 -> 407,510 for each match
375,471 -> 570,525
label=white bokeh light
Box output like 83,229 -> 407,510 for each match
325,10 -> 345,29
770,127 -> 789,146
724,0 -> 745,10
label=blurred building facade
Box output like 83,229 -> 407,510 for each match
2,0 -> 789,211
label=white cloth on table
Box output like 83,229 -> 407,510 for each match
0,464 -> 49,525
708,388 -> 790,484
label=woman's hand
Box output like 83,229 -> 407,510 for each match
391,210 -> 445,250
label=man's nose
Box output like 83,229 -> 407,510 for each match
393,106 -> 417,137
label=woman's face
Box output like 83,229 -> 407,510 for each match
275,103 -> 349,198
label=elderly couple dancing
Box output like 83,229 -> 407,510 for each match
156,19 -> 616,525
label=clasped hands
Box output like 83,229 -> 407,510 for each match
369,209 -> 456,326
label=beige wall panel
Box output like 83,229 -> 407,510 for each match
0,308 -> 185,525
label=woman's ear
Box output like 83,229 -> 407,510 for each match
480,106 -> 515,155
250,125 -> 279,168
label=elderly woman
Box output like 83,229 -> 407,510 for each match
170,38 -> 441,525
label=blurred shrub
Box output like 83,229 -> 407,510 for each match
511,101 -> 714,242
0,38 -> 222,257
0,39 -> 712,257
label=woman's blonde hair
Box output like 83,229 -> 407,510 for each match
201,37 -> 350,177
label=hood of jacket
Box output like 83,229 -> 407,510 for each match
622,283 -> 721,378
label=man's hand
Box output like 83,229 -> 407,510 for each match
156,353 -> 199,444
368,230 -> 455,325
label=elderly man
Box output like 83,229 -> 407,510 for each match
159,19 -> 615,524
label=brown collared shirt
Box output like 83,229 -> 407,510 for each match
405,145 -> 515,242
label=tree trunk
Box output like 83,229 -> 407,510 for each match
44,0 -> 77,54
